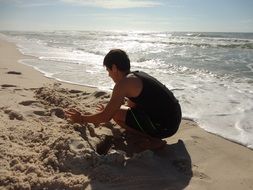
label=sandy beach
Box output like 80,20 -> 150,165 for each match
0,38 -> 253,190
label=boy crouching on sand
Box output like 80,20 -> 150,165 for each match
65,49 -> 181,150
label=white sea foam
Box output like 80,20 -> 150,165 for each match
1,31 -> 253,149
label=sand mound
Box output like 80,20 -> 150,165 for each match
0,84 -> 192,189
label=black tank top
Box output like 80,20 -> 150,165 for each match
127,71 -> 179,118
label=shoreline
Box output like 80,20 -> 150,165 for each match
18,59 -> 100,90
1,38 -> 253,189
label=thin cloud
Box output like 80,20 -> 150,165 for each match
20,3 -> 57,7
0,0 -> 161,8
0,0 -> 57,7
60,0 -> 162,9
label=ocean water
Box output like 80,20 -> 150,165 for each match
1,31 -> 253,149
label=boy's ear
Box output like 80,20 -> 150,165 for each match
111,64 -> 117,72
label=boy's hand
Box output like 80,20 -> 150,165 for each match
64,108 -> 83,124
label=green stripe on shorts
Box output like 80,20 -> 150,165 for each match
130,109 -> 145,133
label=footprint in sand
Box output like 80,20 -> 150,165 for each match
92,91 -> 109,98
6,71 -> 22,75
1,84 -> 17,88
19,100 -> 40,106
193,170 -> 211,180
4,109 -> 24,120
50,108 -> 65,119
68,89 -> 83,93
33,110 -> 49,116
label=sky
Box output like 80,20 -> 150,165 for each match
0,0 -> 253,32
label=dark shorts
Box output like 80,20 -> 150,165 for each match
125,104 -> 181,139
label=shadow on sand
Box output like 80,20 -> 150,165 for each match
93,130 -> 193,190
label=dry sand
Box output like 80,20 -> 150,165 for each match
0,38 -> 253,190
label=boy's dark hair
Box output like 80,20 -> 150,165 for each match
103,49 -> 130,72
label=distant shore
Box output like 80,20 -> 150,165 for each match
0,38 -> 253,190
